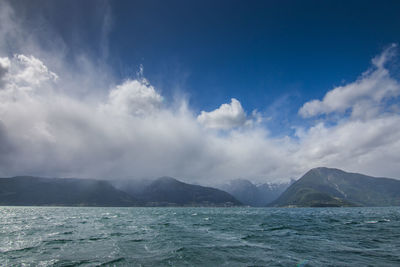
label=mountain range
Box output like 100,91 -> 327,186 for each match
1,167 -> 400,207
0,176 -> 241,207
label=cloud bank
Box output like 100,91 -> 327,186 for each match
0,1 -> 399,183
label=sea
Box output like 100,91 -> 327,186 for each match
1,206 -> 399,266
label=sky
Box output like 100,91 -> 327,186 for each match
0,0 -> 400,184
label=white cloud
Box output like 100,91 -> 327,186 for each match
294,44 -> 400,178
0,0 -> 400,184
0,57 -> 10,73
299,44 -> 400,119
104,79 -> 163,116
294,115 -> 400,178
0,54 -> 58,93
0,57 -> 10,87
1,44 -> 399,183
12,54 -> 58,85
197,98 -> 247,129
0,54 -> 295,182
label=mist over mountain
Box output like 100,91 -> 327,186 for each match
271,167 -> 400,207
218,179 -> 292,206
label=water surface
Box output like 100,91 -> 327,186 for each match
1,207 -> 399,266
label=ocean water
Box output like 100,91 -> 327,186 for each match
1,207 -> 400,266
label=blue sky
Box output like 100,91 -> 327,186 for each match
12,0 -> 400,128
1,0 -> 400,182
109,0 -> 400,109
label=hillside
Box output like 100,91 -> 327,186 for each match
0,176 -> 139,206
271,167 -> 400,207
115,177 -> 242,206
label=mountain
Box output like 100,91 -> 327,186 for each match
114,177 -> 242,206
0,176 -> 139,206
271,167 -> 400,207
219,179 -> 291,206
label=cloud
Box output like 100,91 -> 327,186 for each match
294,44 -> 400,178
299,44 -> 400,119
8,54 -> 58,87
0,1 -> 400,184
197,98 -> 247,129
294,115 -> 400,179
0,53 -> 295,182
104,79 -> 163,116
0,57 -> 10,87
0,57 -> 10,74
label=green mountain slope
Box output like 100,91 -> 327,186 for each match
271,167 -> 400,207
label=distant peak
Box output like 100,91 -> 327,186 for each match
300,167 -> 346,180
157,176 -> 176,180
310,167 -> 330,171
230,178 -> 254,186
309,167 -> 344,173
154,176 -> 181,183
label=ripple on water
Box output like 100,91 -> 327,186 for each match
1,206 -> 400,266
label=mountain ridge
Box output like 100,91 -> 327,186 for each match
115,176 -> 242,206
0,176 -> 241,207
2,168 -> 400,207
271,167 -> 400,207
0,176 -> 139,206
